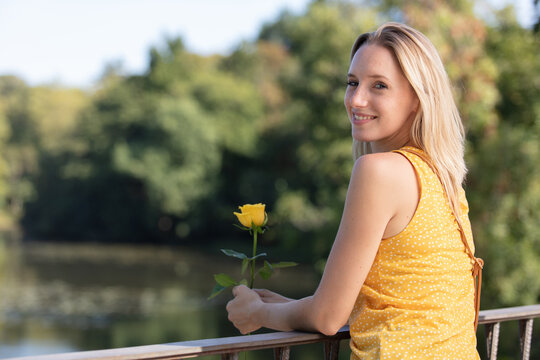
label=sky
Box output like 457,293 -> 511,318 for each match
0,0 -> 536,89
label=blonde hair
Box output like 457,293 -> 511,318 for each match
350,22 -> 466,218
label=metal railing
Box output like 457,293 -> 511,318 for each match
7,304 -> 540,360
479,305 -> 540,360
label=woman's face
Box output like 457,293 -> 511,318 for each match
344,44 -> 419,153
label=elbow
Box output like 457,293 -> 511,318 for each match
302,297 -> 347,336
319,327 -> 339,337
316,321 -> 343,336
312,314 -> 346,336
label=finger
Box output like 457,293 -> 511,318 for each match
241,323 -> 258,334
232,319 -> 249,333
232,284 -> 248,297
254,289 -> 272,298
237,322 -> 250,334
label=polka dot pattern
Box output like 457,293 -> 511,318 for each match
349,147 -> 480,360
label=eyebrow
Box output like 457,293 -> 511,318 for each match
347,73 -> 391,81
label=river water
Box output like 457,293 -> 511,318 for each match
0,240 -> 348,359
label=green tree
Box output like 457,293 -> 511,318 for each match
0,76 -> 38,221
23,37 -> 263,242
240,2 -> 379,260
5,1 -> 539,316
0,77 -> 89,229
28,85 -> 88,154
0,87 -> 11,229
469,6 -> 540,308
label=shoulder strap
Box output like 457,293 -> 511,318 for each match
398,147 -> 484,330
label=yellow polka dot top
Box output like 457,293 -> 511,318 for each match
349,147 -> 480,360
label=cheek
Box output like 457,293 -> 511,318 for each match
402,90 -> 419,113
395,96 -> 416,116
344,90 -> 351,109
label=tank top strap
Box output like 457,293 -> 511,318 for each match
392,146 -> 436,187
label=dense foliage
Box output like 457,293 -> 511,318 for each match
0,0 -> 539,308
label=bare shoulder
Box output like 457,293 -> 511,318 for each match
352,151 -> 416,185
350,151 -> 418,230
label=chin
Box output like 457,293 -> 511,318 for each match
351,131 -> 375,143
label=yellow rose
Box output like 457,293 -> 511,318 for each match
234,203 -> 266,228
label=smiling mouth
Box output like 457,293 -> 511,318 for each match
353,114 -> 377,121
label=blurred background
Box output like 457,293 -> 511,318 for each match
0,0 -> 539,359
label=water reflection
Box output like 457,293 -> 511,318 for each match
0,240 -> 329,359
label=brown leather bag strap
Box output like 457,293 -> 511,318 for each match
398,147 -> 484,330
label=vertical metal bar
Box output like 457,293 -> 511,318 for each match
324,339 -> 341,360
273,346 -> 290,360
519,318 -> 534,360
221,353 -> 239,360
485,322 -> 500,360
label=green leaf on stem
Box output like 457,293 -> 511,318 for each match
271,261 -> 298,268
221,249 -> 247,259
241,258 -> 250,274
208,284 -> 226,300
248,253 -> 267,261
214,273 -> 238,287
239,278 -> 248,286
258,260 -> 274,280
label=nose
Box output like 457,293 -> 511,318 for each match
347,86 -> 368,108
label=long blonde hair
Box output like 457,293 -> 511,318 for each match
350,22 -> 466,218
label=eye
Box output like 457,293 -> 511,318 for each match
347,80 -> 358,87
374,82 -> 388,90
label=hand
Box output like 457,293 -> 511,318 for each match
254,288 -> 293,303
226,285 -> 264,334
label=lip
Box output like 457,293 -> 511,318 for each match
351,112 -> 377,125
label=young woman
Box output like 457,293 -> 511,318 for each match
226,22 -> 481,359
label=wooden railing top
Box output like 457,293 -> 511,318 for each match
7,304 -> 540,360
6,328 -> 350,360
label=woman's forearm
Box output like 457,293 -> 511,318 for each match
257,295 -> 343,335
257,296 -> 316,332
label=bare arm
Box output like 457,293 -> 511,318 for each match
226,152 -> 416,335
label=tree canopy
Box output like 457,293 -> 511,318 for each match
0,0 -> 539,309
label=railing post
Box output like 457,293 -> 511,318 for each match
324,339 -> 340,360
221,353 -> 239,360
519,319 -> 533,360
273,346 -> 290,360
485,322 -> 500,360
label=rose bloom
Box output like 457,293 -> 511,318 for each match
234,204 -> 266,228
